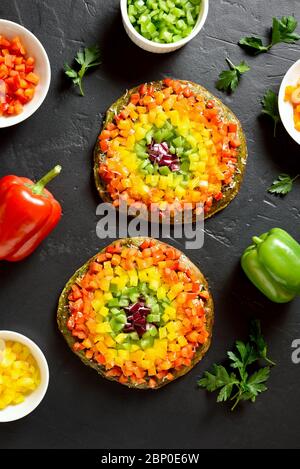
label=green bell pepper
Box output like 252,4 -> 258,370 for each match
241,228 -> 300,303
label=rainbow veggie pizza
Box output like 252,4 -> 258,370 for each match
57,238 -> 213,389
94,79 -> 248,221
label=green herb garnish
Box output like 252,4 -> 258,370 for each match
261,89 -> 280,136
216,58 -> 250,93
197,320 -> 275,411
268,174 -> 299,196
239,15 -> 300,54
64,45 -> 101,96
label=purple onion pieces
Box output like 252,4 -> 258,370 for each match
147,140 -> 180,172
124,297 -> 152,337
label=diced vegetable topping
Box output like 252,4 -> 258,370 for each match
124,297 -> 152,336
0,35 -> 39,117
147,140 -> 180,172
0,341 -> 40,410
66,239 -> 211,388
285,80 -> 300,132
98,79 -> 241,218
127,0 -> 202,44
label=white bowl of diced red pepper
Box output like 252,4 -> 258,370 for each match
0,19 -> 51,128
121,0 -> 209,54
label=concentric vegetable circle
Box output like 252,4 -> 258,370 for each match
94,79 -> 247,221
57,238 -> 213,389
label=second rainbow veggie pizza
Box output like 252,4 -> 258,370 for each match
58,238 -> 213,389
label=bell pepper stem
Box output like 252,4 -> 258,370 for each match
252,236 -> 263,246
31,165 -> 62,195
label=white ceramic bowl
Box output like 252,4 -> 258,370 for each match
279,58 -> 300,145
0,19 -> 51,128
0,331 -> 49,423
121,0 -> 209,54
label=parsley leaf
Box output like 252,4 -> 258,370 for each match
198,320 -> 275,411
198,365 -> 239,403
239,15 -> 300,54
272,16 -> 300,45
239,36 -> 269,54
238,367 -> 270,405
268,173 -> 299,196
261,89 -> 280,136
216,58 -> 250,93
64,45 -> 101,96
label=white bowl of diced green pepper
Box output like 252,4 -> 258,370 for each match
121,0 -> 209,54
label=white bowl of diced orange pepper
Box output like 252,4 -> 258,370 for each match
0,19 -> 51,128
0,331 -> 49,422
279,58 -> 300,145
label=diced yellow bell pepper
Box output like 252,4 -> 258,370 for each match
91,299 -> 103,312
104,336 -> 115,347
136,106 -> 147,114
158,176 -> 169,190
131,350 -> 145,362
128,269 -> 138,286
149,279 -> 160,291
106,349 -> 116,362
148,366 -> 157,376
169,343 -> 180,352
126,135 -> 136,150
115,266 -> 125,276
96,342 -> 108,354
95,322 -> 112,333
162,313 -> 169,323
189,153 -> 200,163
140,359 -> 151,370
164,305 -> 176,320
103,292 -> 113,301
118,119 -> 131,131
114,357 -> 124,367
178,336 -> 188,347
175,185 -> 186,199
159,326 -> 167,339
118,350 -> 129,360
168,283 -> 184,301
138,270 -> 148,282
115,333 -> 127,344
82,338 -> 92,348
135,126 -> 147,141
98,278 -> 111,292
148,109 -> 157,123
139,114 -> 149,125
168,110 -> 180,127
99,306 -> 109,318
130,344 -> 140,352
94,290 -> 104,300
157,285 -> 167,300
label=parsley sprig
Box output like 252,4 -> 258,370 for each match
216,58 -> 250,93
64,45 -> 101,96
239,15 -> 300,54
261,90 -> 280,136
198,320 -> 275,411
268,173 -> 299,195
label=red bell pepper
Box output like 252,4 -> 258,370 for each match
0,165 -> 62,262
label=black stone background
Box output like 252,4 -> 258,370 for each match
0,0 -> 299,449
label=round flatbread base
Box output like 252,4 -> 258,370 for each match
57,238 -> 214,389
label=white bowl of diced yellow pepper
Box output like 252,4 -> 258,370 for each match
0,331 -> 49,422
